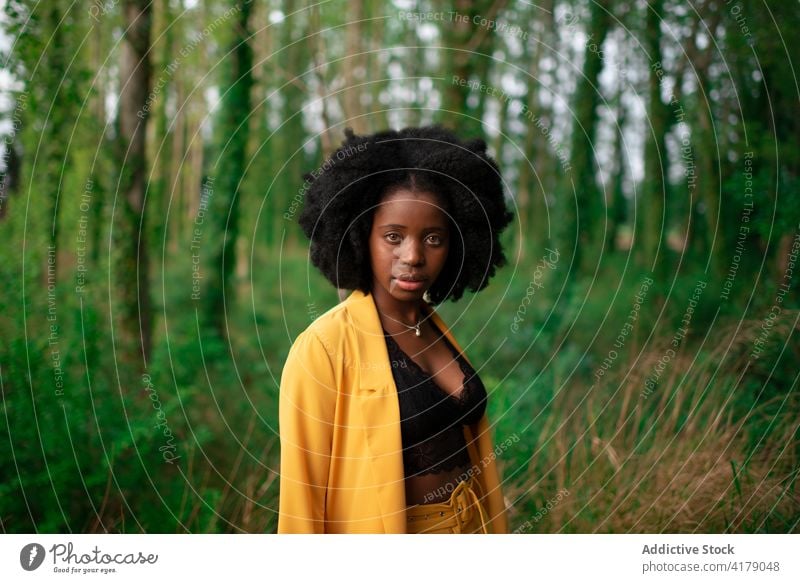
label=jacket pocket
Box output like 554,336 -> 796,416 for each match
356,383 -> 393,395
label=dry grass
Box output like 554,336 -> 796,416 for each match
503,312 -> 800,533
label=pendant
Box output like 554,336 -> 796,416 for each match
414,325 -> 421,337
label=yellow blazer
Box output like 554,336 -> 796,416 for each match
278,289 -> 509,533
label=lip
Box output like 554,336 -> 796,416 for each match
395,273 -> 427,282
393,274 -> 427,291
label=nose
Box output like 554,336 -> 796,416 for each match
397,237 -> 424,266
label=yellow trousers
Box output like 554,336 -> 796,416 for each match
405,476 -> 490,534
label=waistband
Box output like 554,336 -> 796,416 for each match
405,476 -> 489,534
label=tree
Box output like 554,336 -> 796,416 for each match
721,0 -> 800,289
202,0 -> 254,338
275,0 -> 308,248
3,0 -> 86,282
559,0 -> 611,275
516,0 -> 555,254
607,37 -> 628,254
146,0 -> 175,266
437,0 -> 508,136
638,0 -> 670,282
113,0 -> 153,367
342,2 -> 369,134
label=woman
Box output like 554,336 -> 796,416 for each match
278,126 -> 513,533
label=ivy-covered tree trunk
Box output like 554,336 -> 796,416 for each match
366,0 -> 390,132
608,71 -> 628,254
437,0 -> 506,137
275,0 -> 307,248
41,2 -> 68,282
202,0 -> 254,338
639,0 -> 669,282
147,0 -> 174,266
516,0 -> 551,255
113,0 -> 153,368
342,2 -> 368,134
559,0 -> 611,275
6,0 -> 81,284
694,66 -> 723,278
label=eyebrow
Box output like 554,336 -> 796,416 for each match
376,224 -> 447,230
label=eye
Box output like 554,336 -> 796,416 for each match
426,233 -> 444,246
385,232 -> 401,244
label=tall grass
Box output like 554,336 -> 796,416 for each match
499,315 -> 798,532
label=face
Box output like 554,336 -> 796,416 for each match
368,188 -> 450,305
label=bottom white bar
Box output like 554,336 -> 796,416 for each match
1,534 -> 797,582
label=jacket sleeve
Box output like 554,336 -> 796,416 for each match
277,330 -> 338,533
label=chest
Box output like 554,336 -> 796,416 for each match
388,333 -> 467,399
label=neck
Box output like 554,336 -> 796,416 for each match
370,286 -> 427,331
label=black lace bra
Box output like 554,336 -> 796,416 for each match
383,319 -> 488,477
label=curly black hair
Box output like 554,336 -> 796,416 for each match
298,125 -> 514,304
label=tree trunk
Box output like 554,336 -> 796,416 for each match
113,0 -> 153,368
608,69 -> 627,254
309,2 -> 334,158
516,2 -> 547,256
437,0 -> 507,136
147,0 -> 173,266
41,1 -> 69,284
90,15 -> 109,266
638,0 -> 669,282
559,0 -> 611,275
168,60 -> 186,255
366,1 -> 390,131
202,0 -> 254,338
342,2 -> 368,134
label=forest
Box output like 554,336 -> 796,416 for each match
0,0 -> 798,533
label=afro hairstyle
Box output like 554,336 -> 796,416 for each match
298,125 -> 514,304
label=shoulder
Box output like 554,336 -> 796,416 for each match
287,293 -> 361,361
281,308 -> 348,386
294,298 -> 352,347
